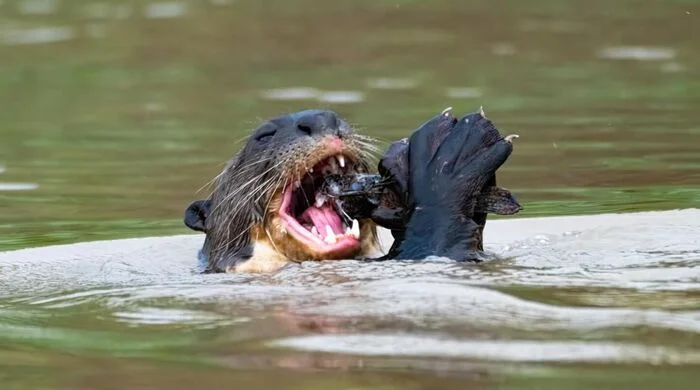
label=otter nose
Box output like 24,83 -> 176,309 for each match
294,110 -> 341,137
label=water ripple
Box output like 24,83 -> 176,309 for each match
0,182 -> 39,191
1,26 -> 75,45
316,91 -> 365,104
366,78 -> 419,90
446,87 -> 483,99
144,2 -> 188,19
598,46 -> 676,61
2,210 -> 700,339
271,334 -> 700,364
112,307 -> 237,326
260,87 -> 318,101
18,0 -> 57,15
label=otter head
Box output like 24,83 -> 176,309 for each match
184,109 -> 380,273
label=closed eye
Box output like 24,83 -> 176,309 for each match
255,130 -> 276,142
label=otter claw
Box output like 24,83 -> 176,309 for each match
441,106 -> 453,115
504,134 -> 519,143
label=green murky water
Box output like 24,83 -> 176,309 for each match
1,0 -> 700,388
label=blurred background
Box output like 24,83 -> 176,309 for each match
0,0 -> 698,249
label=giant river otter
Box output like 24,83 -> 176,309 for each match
184,107 -> 520,273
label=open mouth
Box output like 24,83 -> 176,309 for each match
279,154 -> 363,258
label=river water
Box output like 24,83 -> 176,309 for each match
1,0 -> 699,389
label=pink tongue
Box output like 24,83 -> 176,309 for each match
300,204 -> 344,238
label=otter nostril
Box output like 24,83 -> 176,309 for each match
297,124 -> 313,135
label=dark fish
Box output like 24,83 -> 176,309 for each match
474,186 -> 522,215
320,173 -> 522,226
319,174 -> 393,225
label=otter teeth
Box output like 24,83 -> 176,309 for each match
311,226 -> 319,236
350,219 -> 360,239
337,155 -> 345,168
315,193 -> 327,207
324,225 -> 337,244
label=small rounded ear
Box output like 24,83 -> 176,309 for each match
184,199 -> 212,233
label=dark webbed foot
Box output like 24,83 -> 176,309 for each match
310,107 -> 519,262
391,108 -> 517,261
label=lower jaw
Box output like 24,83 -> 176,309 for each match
283,225 -> 363,260
278,184 -> 364,260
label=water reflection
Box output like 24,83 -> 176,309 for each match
81,2 -> 112,19
18,0 -> 57,15
261,87 -> 319,101
661,62 -> 685,73
112,307 -> 231,326
598,46 -> 676,61
491,43 -> 517,56
2,26 -> 75,45
144,2 -> 188,19
316,91 -> 364,104
0,183 -> 39,191
446,87 -> 483,99
0,165 -> 38,191
271,334 -> 700,364
84,23 -> 106,39
259,88 -> 365,104
366,78 -> 420,90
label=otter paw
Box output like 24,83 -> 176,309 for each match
390,107 -> 518,261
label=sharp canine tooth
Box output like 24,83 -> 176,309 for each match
324,226 -> 337,244
351,219 -> 360,239
338,155 -> 345,168
315,193 -> 326,208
